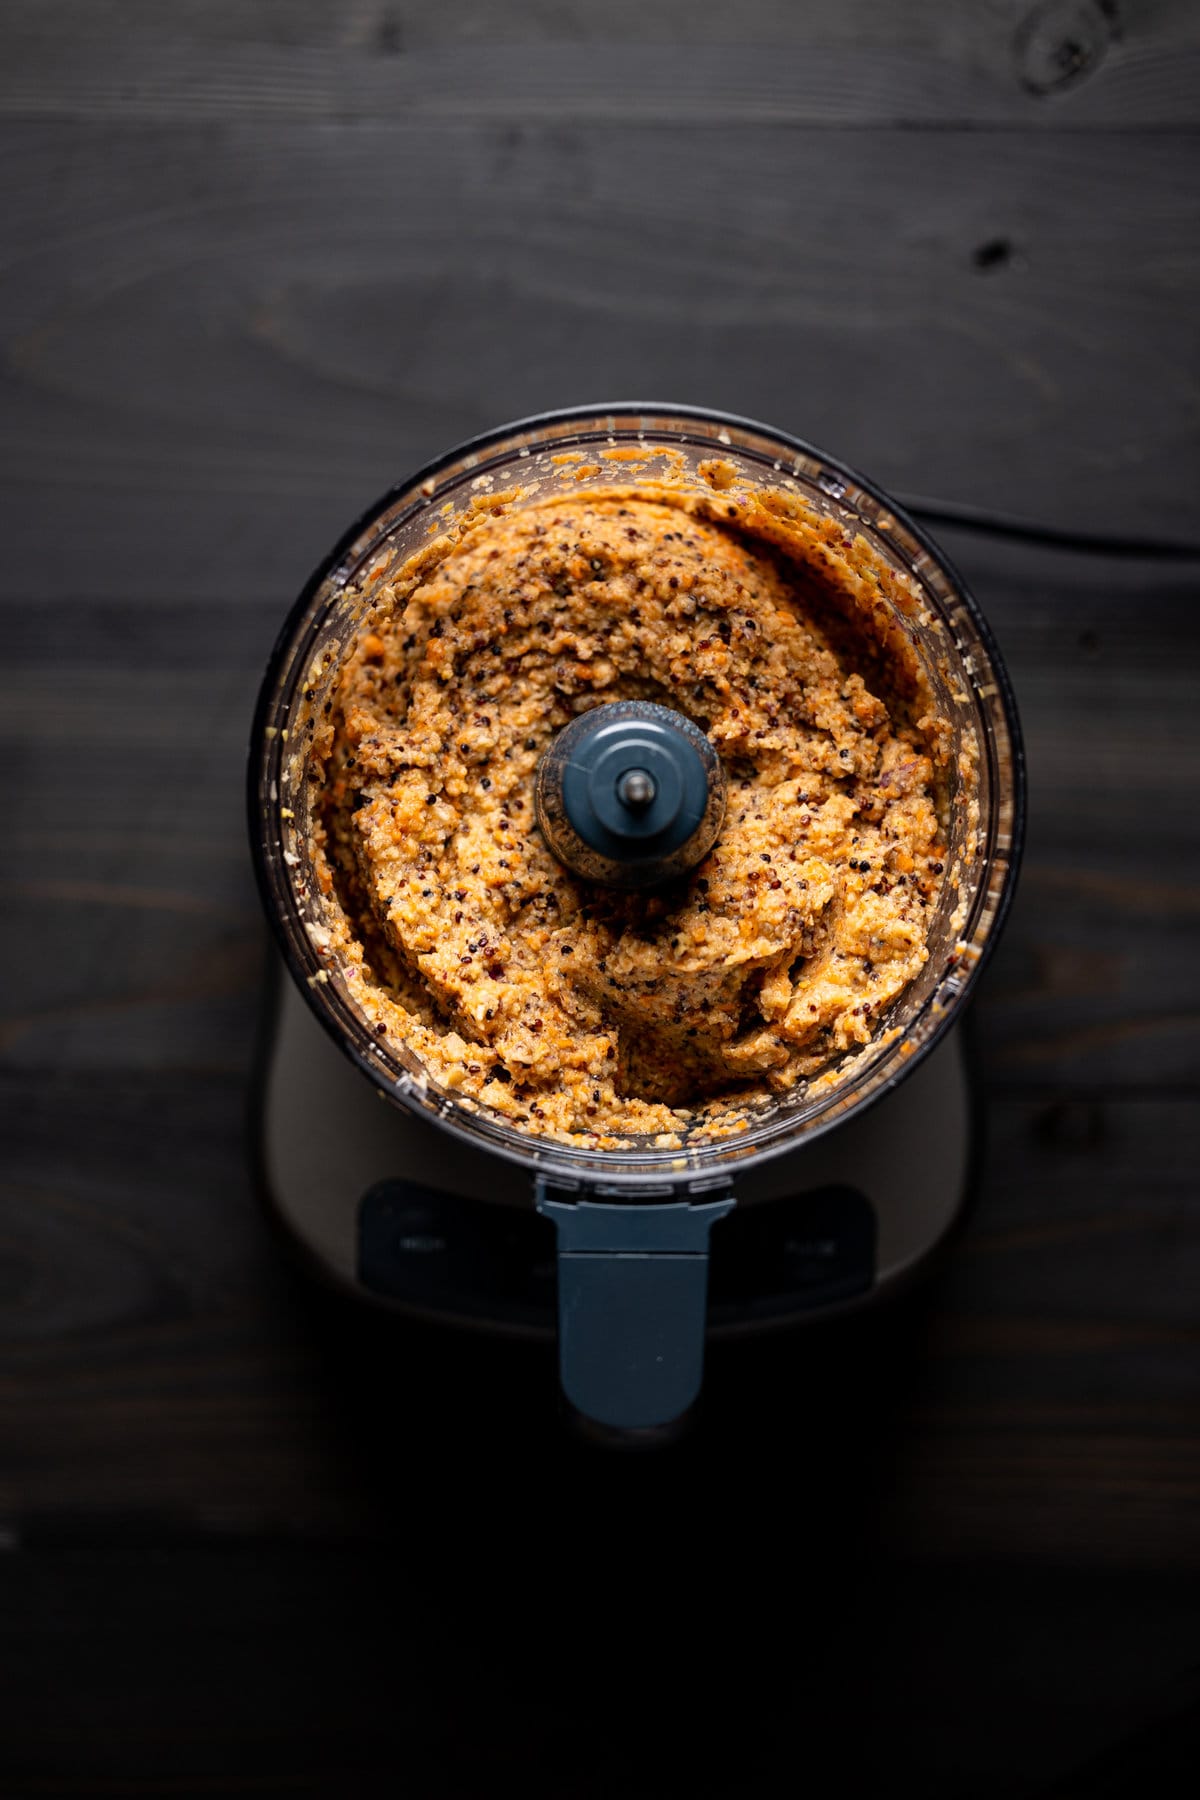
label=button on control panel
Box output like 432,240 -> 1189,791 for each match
357,1179 -> 875,1332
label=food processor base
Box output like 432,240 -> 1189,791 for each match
255,959 -> 974,1336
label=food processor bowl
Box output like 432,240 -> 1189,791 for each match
249,405 -> 1024,1430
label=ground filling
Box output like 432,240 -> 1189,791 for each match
311,491 -> 946,1146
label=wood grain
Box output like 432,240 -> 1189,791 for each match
2,121 -> 1198,571
4,0 -> 1199,125
1,2 -> 1199,1793
4,542 -> 1197,1092
2,1069 -> 1196,1562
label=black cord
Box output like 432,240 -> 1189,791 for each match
897,493 -> 1200,562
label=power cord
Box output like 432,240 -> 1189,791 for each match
897,494 -> 1200,562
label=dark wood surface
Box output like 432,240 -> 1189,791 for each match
2,3 -> 1199,1793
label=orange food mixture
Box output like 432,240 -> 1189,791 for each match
308,490 -> 947,1146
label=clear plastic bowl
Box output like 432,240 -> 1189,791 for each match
249,405 -> 1024,1193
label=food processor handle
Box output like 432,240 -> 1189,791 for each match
536,1187 -> 735,1433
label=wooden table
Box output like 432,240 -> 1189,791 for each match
2,3 -> 1198,1792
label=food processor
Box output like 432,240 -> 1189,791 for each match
249,405 -> 1024,1436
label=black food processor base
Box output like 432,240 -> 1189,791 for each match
256,962 -> 972,1345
